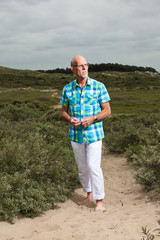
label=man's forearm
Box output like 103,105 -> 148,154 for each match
96,108 -> 111,121
95,102 -> 111,121
62,111 -> 71,123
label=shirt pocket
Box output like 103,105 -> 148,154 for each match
87,94 -> 98,105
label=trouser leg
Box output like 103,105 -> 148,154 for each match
86,140 -> 105,200
71,141 -> 91,193
71,140 -> 105,200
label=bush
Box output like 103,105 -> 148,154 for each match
0,105 -> 80,222
103,113 -> 160,192
0,104 -> 43,122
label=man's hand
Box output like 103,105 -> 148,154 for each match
70,117 -> 81,127
81,116 -> 95,128
61,106 -> 81,127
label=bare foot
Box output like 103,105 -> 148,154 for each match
94,200 -> 106,212
78,197 -> 91,205
78,192 -> 92,205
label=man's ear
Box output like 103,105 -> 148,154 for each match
71,67 -> 74,73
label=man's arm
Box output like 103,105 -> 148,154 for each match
61,105 -> 71,122
61,105 -> 81,127
81,101 -> 111,128
96,101 -> 111,121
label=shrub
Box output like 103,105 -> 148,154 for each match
0,106 -> 80,222
0,104 -> 43,122
103,113 -> 160,192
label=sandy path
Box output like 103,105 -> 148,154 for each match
0,149 -> 160,240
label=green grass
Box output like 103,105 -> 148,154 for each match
0,67 -> 73,90
1,66 -> 160,90
0,88 -> 59,108
89,71 -> 160,89
0,66 -> 160,223
1,67 -> 160,114
110,89 -> 160,114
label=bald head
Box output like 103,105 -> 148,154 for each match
71,56 -> 87,67
70,55 -> 88,80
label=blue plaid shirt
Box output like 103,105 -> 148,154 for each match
60,77 -> 110,144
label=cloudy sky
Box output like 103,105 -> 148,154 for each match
0,0 -> 160,72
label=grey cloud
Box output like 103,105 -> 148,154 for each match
0,0 -> 160,71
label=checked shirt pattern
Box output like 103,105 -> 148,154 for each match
60,78 -> 110,144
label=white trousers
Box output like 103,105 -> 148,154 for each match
71,140 -> 105,200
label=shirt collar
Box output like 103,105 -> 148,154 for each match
73,77 -> 92,89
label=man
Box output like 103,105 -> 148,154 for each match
60,55 -> 111,211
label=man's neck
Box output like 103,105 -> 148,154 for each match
77,77 -> 88,89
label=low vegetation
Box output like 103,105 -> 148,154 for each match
0,103 -> 80,222
103,112 -> 160,192
0,66 -> 160,222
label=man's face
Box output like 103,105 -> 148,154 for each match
71,57 -> 89,79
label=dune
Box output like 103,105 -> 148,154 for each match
0,148 -> 160,240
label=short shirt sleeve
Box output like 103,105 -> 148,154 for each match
60,87 -> 69,106
98,83 -> 111,104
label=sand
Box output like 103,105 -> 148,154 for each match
0,149 -> 160,240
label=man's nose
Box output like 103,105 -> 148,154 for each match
82,64 -> 87,69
